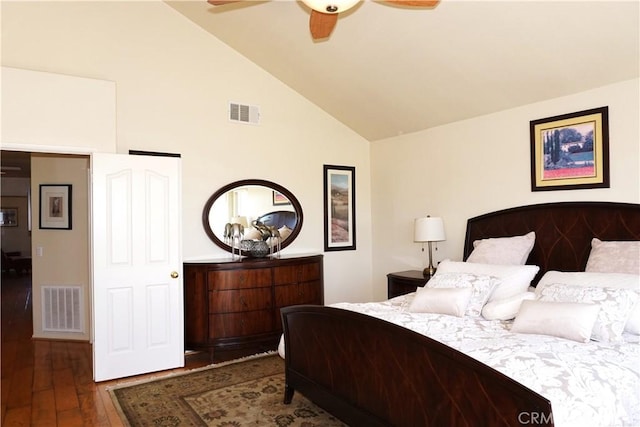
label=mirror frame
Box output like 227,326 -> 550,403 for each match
202,179 -> 304,254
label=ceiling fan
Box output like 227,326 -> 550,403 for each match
207,0 -> 441,40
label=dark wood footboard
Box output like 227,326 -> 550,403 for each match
281,305 -> 553,427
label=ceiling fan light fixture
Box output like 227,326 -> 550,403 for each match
301,0 -> 360,14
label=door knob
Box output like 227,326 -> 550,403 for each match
171,271 -> 179,279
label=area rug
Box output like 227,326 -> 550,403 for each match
108,353 -> 347,426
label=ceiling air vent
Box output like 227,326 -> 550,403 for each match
228,102 -> 260,125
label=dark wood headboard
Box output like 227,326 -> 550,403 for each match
255,210 -> 297,230
463,201 -> 640,284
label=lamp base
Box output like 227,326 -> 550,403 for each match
423,241 -> 437,278
422,266 -> 436,278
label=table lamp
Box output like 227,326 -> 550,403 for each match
414,216 -> 446,277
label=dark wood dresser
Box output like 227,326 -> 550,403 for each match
184,254 -> 323,361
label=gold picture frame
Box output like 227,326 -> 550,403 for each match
530,107 -> 609,191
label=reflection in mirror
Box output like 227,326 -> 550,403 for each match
202,179 -> 303,255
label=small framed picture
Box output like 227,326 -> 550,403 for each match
272,190 -> 291,206
39,184 -> 72,230
530,107 -> 609,191
0,208 -> 18,227
323,165 -> 356,251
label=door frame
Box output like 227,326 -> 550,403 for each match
1,146 -> 93,341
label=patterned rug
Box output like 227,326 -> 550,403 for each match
108,353 -> 347,426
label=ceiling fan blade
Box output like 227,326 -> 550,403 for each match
207,0 -> 241,5
309,10 -> 338,40
385,0 -> 440,6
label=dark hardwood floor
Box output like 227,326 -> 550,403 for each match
1,273 -> 212,426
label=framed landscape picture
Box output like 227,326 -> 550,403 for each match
530,107 -> 609,191
272,190 -> 291,206
323,165 -> 356,251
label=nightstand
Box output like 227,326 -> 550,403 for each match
387,270 -> 431,299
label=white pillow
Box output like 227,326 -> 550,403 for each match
536,271 -> 640,335
436,260 -> 539,302
481,291 -> 536,320
537,283 -> 639,342
427,272 -> 499,317
278,225 -> 293,240
626,310 -> 640,335
585,238 -> 640,275
242,228 -> 262,240
408,287 -> 472,317
467,231 -> 535,265
511,300 -> 600,343
537,271 -> 640,292
278,334 -> 286,359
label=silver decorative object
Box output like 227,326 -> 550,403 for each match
223,222 -> 244,259
249,240 -> 270,258
251,220 -> 282,258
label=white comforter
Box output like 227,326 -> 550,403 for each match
331,294 -> 640,427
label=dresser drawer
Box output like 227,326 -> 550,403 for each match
275,281 -> 322,307
210,310 -> 274,338
210,288 -> 272,313
184,255 -> 323,361
208,268 -> 272,290
273,262 -> 321,285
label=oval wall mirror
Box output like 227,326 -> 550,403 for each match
202,179 -> 303,254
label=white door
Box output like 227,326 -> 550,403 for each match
91,152 -> 183,381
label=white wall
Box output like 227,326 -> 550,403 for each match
2,67 -> 116,153
371,78 -> 640,301
1,1 -> 373,306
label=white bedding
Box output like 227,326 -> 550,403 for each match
330,293 -> 640,427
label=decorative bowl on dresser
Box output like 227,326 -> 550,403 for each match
184,254 -> 323,362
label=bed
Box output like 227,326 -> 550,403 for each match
255,210 -> 298,230
280,201 -> 640,427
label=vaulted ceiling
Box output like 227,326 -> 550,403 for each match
167,0 -> 639,142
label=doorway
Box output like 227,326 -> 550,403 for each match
1,150 -> 92,343
1,150 -> 33,320
1,150 -> 32,267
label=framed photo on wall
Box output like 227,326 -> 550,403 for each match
323,165 -> 356,251
272,190 -> 291,206
39,184 -> 72,230
0,208 -> 18,227
530,106 -> 609,191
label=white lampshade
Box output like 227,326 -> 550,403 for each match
414,216 -> 446,243
230,216 -> 248,228
301,0 -> 360,13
